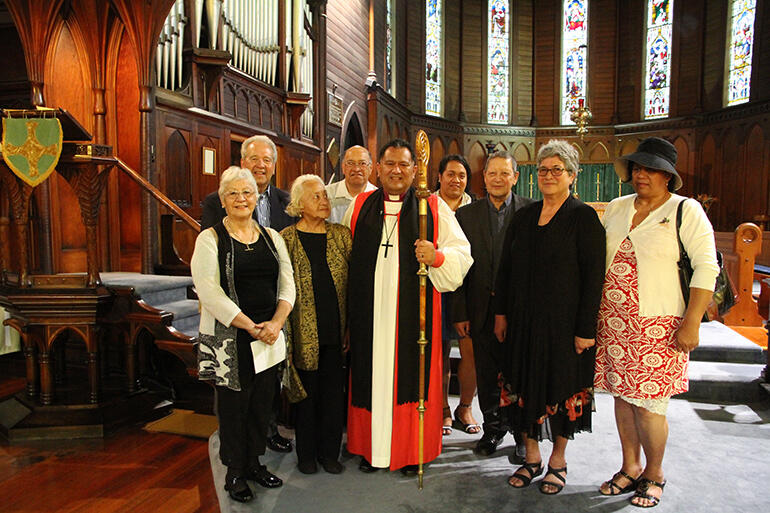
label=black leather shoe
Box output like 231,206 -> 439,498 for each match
318,457 -> 344,474
358,457 -> 379,473
297,460 -> 318,474
267,433 -> 293,453
474,432 -> 505,456
224,475 -> 253,503
247,465 -> 283,488
400,464 -> 418,476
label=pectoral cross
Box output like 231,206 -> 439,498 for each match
382,239 -> 393,258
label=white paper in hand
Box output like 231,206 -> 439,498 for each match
250,330 -> 286,374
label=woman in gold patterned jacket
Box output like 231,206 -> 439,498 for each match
281,173 -> 352,475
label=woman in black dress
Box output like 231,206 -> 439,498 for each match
191,166 -> 295,503
282,174 -> 352,475
494,140 -> 605,494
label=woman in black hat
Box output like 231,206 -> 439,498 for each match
594,137 -> 719,508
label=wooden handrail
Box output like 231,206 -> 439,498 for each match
113,157 -> 200,233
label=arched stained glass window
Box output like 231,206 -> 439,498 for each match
386,0 -> 394,94
561,0 -> 588,125
726,0 -> 756,106
425,0 -> 442,116
487,0 -> 509,124
644,0 -> 674,119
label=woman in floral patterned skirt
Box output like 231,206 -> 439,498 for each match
594,137 -> 719,508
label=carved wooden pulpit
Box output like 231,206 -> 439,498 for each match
0,108 -> 115,416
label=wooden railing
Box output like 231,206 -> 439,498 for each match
114,157 -> 200,233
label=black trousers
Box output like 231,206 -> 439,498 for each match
472,305 -> 506,437
294,345 -> 345,464
216,365 -> 277,474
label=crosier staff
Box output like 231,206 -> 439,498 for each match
414,130 -> 430,490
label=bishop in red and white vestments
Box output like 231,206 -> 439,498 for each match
342,187 -> 472,470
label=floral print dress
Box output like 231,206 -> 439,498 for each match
594,237 -> 687,415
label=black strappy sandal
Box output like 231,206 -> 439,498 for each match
507,461 -> 544,488
631,478 -> 666,508
538,465 -> 567,495
600,470 -> 639,495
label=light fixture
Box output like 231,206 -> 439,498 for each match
570,98 -> 592,140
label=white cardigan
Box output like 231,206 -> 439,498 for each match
602,194 -> 719,317
190,226 -> 296,337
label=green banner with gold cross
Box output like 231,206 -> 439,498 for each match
0,117 -> 63,187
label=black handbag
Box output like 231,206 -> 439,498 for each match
675,199 -> 734,320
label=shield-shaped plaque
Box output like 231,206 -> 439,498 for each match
1,117 -> 63,187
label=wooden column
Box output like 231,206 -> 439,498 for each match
110,0 -> 177,273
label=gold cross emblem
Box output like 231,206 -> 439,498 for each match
2,121 -> 59,177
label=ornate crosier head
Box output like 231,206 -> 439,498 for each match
414,130 -> 430,198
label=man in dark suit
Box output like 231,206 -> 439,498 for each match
201,134 -> 293,231
200,134 -> 294,454
452,150 -> 532,458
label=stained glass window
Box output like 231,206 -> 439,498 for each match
561,0 -> 588,125
487,0 -> 509,124
386,0 -> 394,94
425,0 -> 442,116
726,0 -> 756,106
644,0 -> 673,119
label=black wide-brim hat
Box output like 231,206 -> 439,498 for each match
614,137 -> 682,191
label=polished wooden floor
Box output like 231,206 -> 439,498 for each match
0,427 -> 219,513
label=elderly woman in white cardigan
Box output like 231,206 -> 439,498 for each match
594,138 -> 718,508
191,166 -> 295,503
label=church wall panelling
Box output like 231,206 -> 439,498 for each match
429,135 -> 445,187
394,0 -> 408,104
673,0 -> 705,116
443,0 -> 461,121
512,0 -> 534,125
701,0 -> 728,112
326,0 -> 369,158
587,0 -> 618,125
373,0 -> 386,88
405,0 -> 425,114
460,0 -> 483,123
615,0 -> 644,123
45,20 -> 92,274
112,28 -> 142,272
533,0 -> 558,126
744,124 -> 768,222
754,0 -> 770,102
466,140 -> 487,198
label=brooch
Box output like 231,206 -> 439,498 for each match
659,217 -> 670,225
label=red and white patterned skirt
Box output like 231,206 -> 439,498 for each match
594,237 -> 687,414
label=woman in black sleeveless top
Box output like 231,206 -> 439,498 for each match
191,167 -> 295,503
282,174 -> 351,475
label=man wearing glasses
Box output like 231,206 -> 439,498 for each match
325,145 -> 377,223
201,135 -> 293,233
200,134 -> 295,455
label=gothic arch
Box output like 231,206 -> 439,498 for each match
513,143 -> 531,163
467,141 -> 487,197
588,142 -> 610,162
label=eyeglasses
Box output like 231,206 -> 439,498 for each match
245,155 -> 273,165
537,166 -> 567,177
382,160 -> 413,170
344,160 -> 370,168
225,190 -> 256,200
